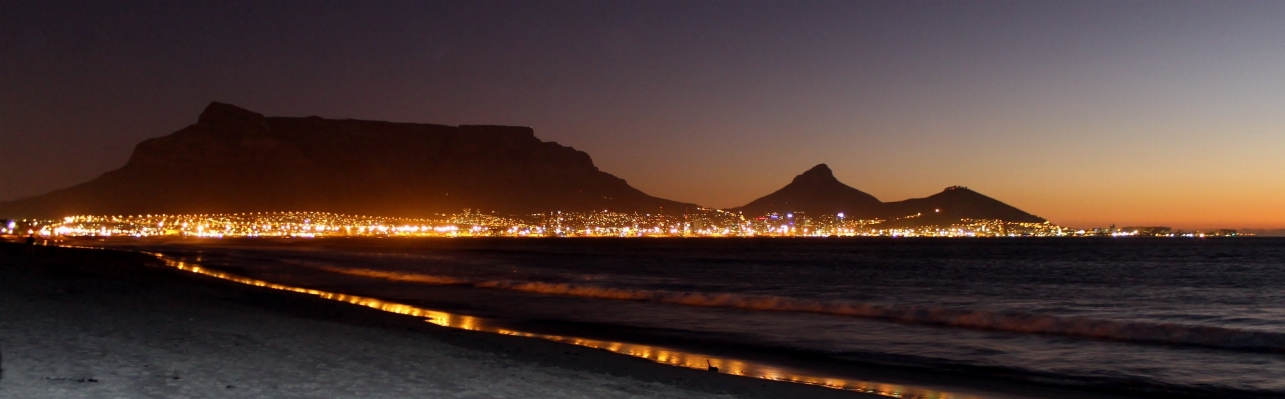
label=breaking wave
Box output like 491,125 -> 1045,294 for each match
321,267 -> 1285,352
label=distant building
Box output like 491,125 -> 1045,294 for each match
1121,226 -> 1172,236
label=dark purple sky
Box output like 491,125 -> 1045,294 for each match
2,1 -> 1283,228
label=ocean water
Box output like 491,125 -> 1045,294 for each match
116,238 -> 1285,397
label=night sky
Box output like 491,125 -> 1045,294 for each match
2,1 -> 1283,229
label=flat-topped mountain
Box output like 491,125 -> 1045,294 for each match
732,164 -> 1045,226
0,102 -> 696,218
730,164 -> 884,218
1,104 -> 1048,226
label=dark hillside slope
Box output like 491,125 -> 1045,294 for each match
731,164 -> 884,218
730,165 -> 1046,227
0,102 -> 695,218
880,186 -> 1045,226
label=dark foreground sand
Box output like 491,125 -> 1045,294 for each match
0,243 -> 884,399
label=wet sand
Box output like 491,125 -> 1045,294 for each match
0,243 -> 882,399
2,241 -> 1172,399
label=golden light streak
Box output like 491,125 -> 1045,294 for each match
124,249 -> 982,399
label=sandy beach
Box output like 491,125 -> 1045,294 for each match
0,242 -> 883,399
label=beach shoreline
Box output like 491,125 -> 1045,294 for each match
0,242 -> 894,398
1,241 -> 1179,398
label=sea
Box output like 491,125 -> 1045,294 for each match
101,237 -> 1285,398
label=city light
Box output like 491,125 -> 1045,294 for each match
2,209 -> 1109,239
2,209 -> 1245,240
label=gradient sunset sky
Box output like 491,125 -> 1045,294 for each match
2,1 -> 1282,229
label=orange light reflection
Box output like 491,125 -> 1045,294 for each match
146,252 -> 980,399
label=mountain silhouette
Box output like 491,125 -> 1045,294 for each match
0,102 -> 695,218
730,164 -> 884,218
1,104 -> 1048,226
731,164 -> 1045,226
880,186 -> 1045,227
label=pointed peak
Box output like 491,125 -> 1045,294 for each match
198,102 -> 265,125
796,163 -> 834,179
786,163 -> 850,189
801,164 -> 832,174
731,162 -> 882,216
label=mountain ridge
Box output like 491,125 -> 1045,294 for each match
730,164 -> 1045,226
1,103 -> 1047,226
0,102 -> 696,218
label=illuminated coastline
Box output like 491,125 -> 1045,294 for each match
109,248 -> 979,399
0,209 -> 1177,239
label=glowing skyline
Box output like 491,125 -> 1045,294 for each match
2,1 -> 1282,229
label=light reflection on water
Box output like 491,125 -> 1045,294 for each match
145,251 -> 979,399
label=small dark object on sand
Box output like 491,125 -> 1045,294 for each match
706,359 -> 718,373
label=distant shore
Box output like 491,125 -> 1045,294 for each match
0,242 -> 884,399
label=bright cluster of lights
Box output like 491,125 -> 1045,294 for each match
1073,228 -> 1240,238
7,210 -> 1246,239
40,211 -> 527,238
9,209 -> 1089,239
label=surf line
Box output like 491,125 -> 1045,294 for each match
64,244 -> 979,399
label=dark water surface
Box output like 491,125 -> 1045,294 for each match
108,238 -> 1285,397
